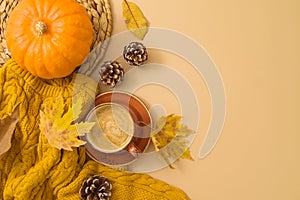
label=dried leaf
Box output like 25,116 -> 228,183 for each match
122,0 -> 148,40
151,114 -> 195,168
0,107 -> 19,157
39,96 -> 95,151
180,148 -> 194,160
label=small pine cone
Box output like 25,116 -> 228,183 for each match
123,42 -> 148,66
99,61 -> 124,87
79,175 -> 112,200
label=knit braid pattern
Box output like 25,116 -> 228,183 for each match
0,59 -> 190,200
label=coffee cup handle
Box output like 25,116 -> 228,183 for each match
127,143 -> 142,158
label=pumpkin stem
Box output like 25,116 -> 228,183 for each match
35,21 -> 47,37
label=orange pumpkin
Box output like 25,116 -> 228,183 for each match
5,0 -> 93,79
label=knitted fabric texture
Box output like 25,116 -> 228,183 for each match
0,59 -> 190,200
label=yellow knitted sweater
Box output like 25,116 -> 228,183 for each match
0,59 -> 190,200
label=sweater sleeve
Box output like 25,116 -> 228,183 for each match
0,59 -> 22,119
0,59 -> 23,198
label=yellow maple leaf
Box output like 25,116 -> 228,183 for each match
39,96 -> 95,151
151,114 -> 195,168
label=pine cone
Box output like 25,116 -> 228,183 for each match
123,42 -> 148,66
79,175 -> 112,200
99,61 -> 124,87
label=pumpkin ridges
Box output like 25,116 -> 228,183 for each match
24,39 -> 40,76
31,0 -> 40,16
7,27 -> 36,67
51,33 -> 90,68
52,26 -> 93,44
6,22 -> 34,69
32,0 -> 49,18
44,0 -> 61,22
53,32 -> 91,49
49,36 -> 74,64
47,0 -> 86,21
51,12 -> 93,25
39,0 -> 57,19
45,40 -> 75,78
42,38 -> 58,78
8,18 -> 38,42
12,8 -> 35,23
28,0 -> 42,18
16,0 -> 39,19
5,36 -> 28,69
36,36 -> 53,78
44,0 -> 76,22
52,15 -> 93,30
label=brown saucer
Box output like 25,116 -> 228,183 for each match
82,91 -> 152,166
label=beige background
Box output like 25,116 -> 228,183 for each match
110,0 -> 300,199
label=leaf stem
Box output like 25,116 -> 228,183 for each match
123,0 -> 140,29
